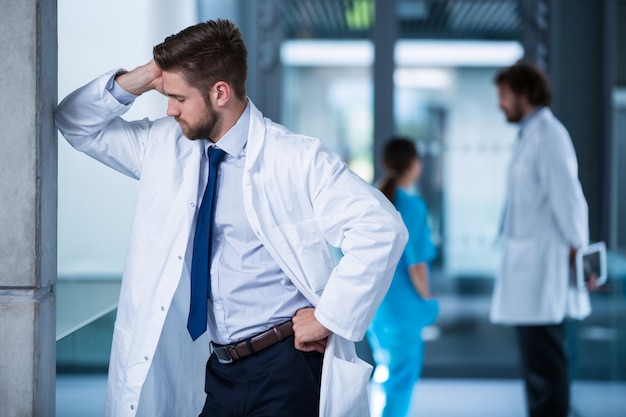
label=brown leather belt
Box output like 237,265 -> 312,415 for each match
210,320 -> 294,364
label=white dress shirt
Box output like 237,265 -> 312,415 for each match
201,103 -> 311,344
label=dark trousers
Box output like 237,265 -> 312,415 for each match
199,335 -> 323,417
515,323 -> 570,417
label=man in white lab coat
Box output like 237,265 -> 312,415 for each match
490,62 -> 590,417
55,19 -> 407,417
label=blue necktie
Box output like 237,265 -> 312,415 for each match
188,147 -> 226,340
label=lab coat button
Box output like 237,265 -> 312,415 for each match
178,255 -> 183,260
144,355 -> 149,361
190,202 -> 196,208
130,404 -> 135,410
160,306 -> 165,311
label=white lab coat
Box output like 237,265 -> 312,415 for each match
490,107 -> 590,324
55,70 -> 408,417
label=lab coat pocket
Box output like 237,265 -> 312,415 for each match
501,237 -> 537,282
320,335 -> 372,417
325,358 -> 371,417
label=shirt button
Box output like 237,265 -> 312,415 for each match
160,306 -> 165,311
178,255 -> 183,260
130,404 -> 135,410
190,202 -> 196,208
144,356 -> 149,361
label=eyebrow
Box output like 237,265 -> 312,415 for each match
167,93 -> 187,100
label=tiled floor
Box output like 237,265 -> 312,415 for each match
56,374 -> 626,417
55,271 -> 626,416
373,379 -> 626,417
56,374 -> 107,417
369,379 -> 527,417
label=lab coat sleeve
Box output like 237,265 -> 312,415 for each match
305,144 -> 408,341
536,120 -> 589,247
55,69 -> 152,179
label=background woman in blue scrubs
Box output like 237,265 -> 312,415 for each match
368,137 -> 438,417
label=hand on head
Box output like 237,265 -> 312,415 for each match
115,60 -> 165,96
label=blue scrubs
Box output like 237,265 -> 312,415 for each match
367,188 -> 437,417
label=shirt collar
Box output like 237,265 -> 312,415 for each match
205,99 -> 250,157
519,106 -> 544,135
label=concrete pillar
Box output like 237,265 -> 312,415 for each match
547,0 -> 606,243
242,0 -> 284,123
0,0 -> 57,415
521,0 -> 607,243
372,0 -> 397,180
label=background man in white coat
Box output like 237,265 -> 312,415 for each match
55,19 -> 407,417
490,61 -> 590,417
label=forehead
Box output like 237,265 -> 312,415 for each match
498,83 -> 517,99
497,82 -> 515,96
162,70 -> 195,94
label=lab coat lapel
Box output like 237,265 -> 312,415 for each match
240,102 -> 371,417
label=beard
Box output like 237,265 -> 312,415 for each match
177,100 -> 220,140
504,100 -> 524,123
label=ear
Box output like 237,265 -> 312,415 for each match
211,81 -> 232,108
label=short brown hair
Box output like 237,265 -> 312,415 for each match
153,19 -> 247,100
494,61 -> 552,107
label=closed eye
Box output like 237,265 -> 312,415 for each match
167,94 -> 186,103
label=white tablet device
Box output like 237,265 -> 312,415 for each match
575,242 -> 607,289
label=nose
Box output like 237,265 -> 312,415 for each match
167,99 -> 180,117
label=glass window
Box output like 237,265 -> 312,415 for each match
281,40 -> 521,276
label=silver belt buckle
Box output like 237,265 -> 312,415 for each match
211,343 -> 235,364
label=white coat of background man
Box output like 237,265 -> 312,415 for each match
490,61 -> 591,417
55,19 -> 407,417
